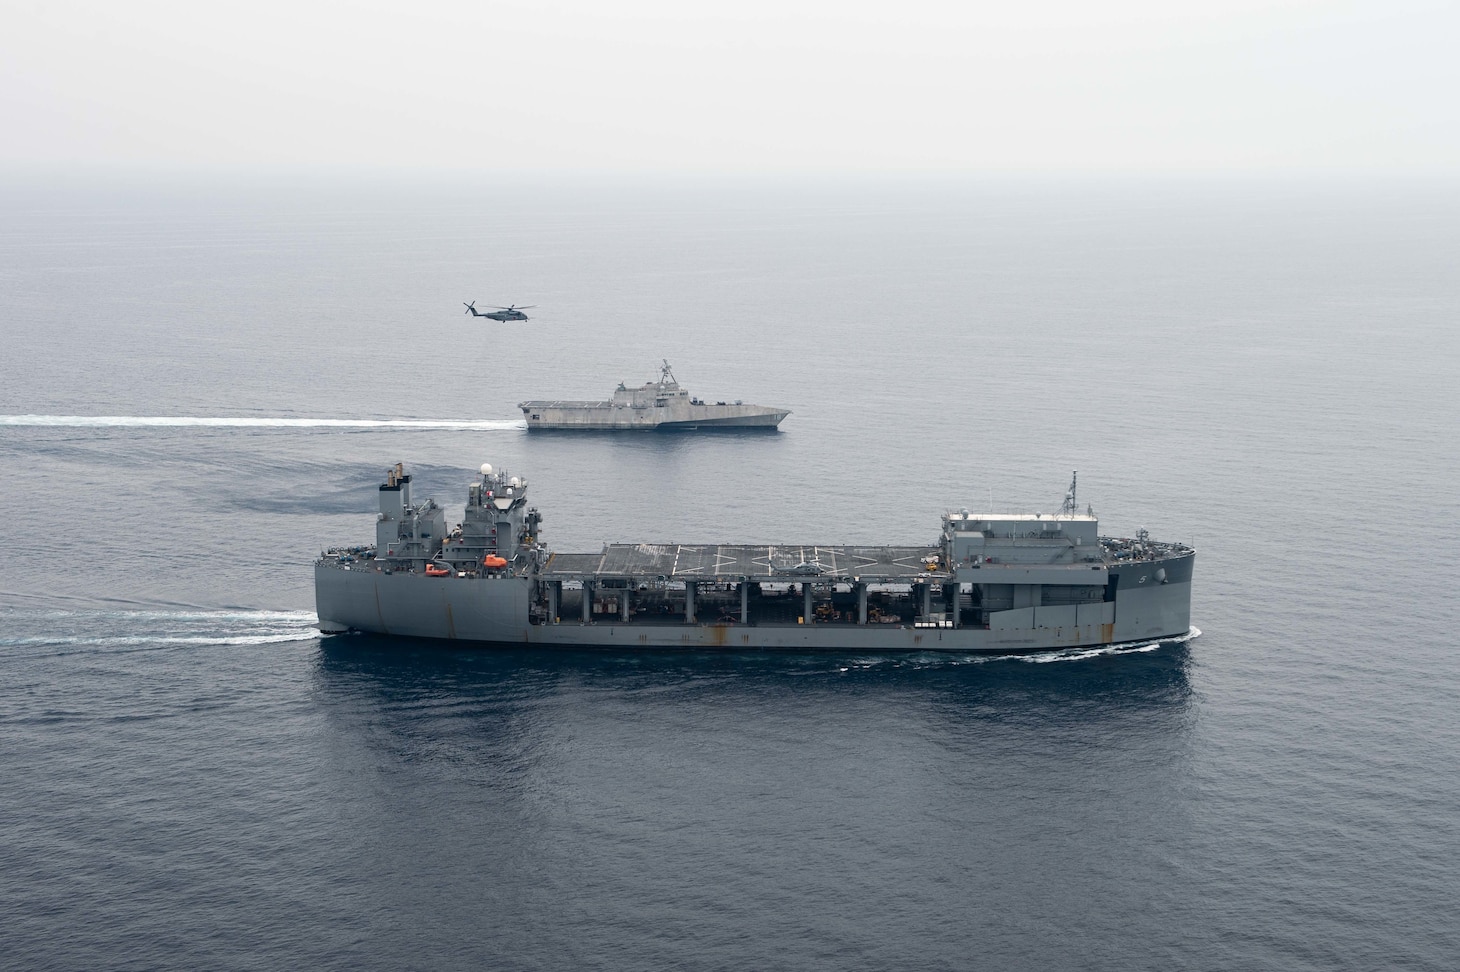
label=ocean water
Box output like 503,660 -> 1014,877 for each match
1,176 -> 1457,970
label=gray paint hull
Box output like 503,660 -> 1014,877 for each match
520,403 -> 789,431
314,556 -> 1193,653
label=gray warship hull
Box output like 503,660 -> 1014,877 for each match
315,558 -> 1192,652
520,402 -> 789,430
315,466 -> 1194,654
520,361 -> 789,431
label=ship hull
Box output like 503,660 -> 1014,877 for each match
519,403 -> 789,431
315,556 -> 1193,653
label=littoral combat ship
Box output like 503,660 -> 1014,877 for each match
315,465 -> 1194,652
519,361 -> 789,430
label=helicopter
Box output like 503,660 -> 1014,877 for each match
464,301 -> 536,323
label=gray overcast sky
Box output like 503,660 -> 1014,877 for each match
2,0 -> 1455,175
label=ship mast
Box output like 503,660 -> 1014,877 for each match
1059,470 -> 1078,516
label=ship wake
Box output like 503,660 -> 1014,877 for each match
0,609 -> 322,655
1017,625 -> 1201,663
833,626 -> 1201,671
0,414 -> 525,430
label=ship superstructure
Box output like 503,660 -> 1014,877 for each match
316,466 -> 1194,652
519,361 -> 789,430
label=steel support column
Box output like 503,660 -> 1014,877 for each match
685,582 -> 696,624
803,583 -> 814,625
858,583 -> 868,624
740,582 -> 749,624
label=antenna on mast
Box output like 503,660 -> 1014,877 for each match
1060,471 -> 1078,515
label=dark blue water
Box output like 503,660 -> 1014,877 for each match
2,176 -> 1458,970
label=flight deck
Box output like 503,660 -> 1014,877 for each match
542,543 -> 950,584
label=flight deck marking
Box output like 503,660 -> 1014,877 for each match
673,545 -> 711,576
713,548 -> 740,575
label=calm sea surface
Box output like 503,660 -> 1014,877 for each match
1,176 -> 1457,970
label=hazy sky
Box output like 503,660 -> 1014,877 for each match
2,0 -> 1454,175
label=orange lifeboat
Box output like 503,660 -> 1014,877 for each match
425,563 -> 452,577
482,555 -> 508,570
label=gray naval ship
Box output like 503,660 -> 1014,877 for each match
519,361 -> 789,430
315,465 -> 1194,652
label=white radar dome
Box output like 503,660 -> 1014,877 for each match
480,463 -> 494,476
510,476 -> 521,488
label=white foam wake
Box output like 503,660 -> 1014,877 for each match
0,608 -> 322,651
0,414 -> 525,430
1017,624 -> 1201,663
831,626 -> 1202,670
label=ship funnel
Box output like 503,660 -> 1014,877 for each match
378,462 -> 411,551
